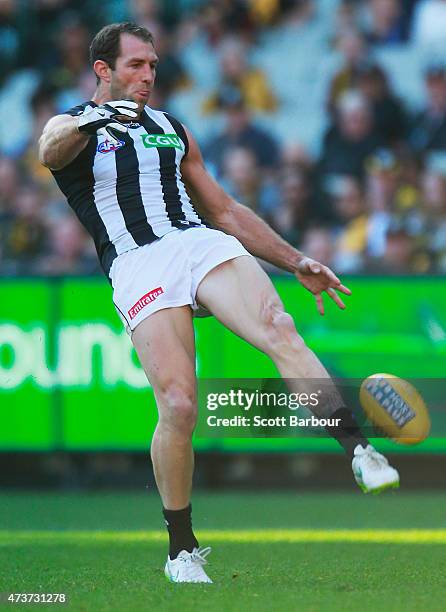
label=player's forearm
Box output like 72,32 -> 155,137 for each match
214,201 -> 304,273
38,116 -> 89,170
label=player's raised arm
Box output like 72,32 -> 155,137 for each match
180,126 -> 351,314
38,114 -> 91,171
39,100 -> 139,170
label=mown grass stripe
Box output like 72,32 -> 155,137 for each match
1,530 -> 446,544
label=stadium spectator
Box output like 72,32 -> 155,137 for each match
22,85 -> 59,187
28,1 -> 103,70
362,0 -> 406,46
330,175 -> 368,273
280,142 -> 314,174
49,17 -> 90,91
319,90 -> 382,182
365,219 -> 427,274
390,150 -> 422,213
265,169 -> 313,248
409,62 -> 446,154
5,185 -> 49,274
202,38 -> 278,114
203,92 -> 279,178
335,0 -> 359,34
127,0 -> 160,31
418,167 -> 446,270
38,216 -> 99,276
220,147 -> 277,214
146,22 -> 189,107
0,156 -> 18,214
365,149 -> 423,217
300,226 -> 336,269
176,1 -> 254,91
328,29 -> 369,111
356,62 -> 406,145
364,149 -> 398,258
0,157 -> 19,271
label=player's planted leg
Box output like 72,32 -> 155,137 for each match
132,307 -> 213,582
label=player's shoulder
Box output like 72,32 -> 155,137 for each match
144,105 -> 182,126
46,101 -> 94,129
63,100 -> 96,117
145,106 -> 190,155
41,101 -> 88,138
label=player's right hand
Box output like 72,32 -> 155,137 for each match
77,100 -> 139,145
294,256 -> 351,316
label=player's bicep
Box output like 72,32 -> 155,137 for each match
180,126 -> 233,224
41,114 -> 74,137
38,114 -> 75,155
39,113 -> 87,170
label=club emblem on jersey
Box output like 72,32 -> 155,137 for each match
141,133 -> 183,150
97,139 -> 125,154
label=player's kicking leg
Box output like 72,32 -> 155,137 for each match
196,256 -> 399,494
132,306 -> 213,583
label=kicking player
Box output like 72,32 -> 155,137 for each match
38,22 -> 399,584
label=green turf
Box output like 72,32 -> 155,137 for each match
0,492 -> 446,611
2,492 -> 446,530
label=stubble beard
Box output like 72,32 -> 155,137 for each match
109,79 -> 145,116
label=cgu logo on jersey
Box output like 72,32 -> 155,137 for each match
97,139 -> 126,154
141,133 -> 183,150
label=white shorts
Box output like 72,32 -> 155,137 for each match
110,227 -> 251,335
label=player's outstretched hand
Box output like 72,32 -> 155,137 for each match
78,100 -> 139,145
294,256 -> 352,316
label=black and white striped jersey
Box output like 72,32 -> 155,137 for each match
51,101 -> 206,277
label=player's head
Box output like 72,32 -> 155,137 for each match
89,22 -> 158,109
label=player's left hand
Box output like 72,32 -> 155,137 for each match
294,257 -> 352,316
77,100 -> 139,146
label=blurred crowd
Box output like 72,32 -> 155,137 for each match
1,0 -> 446,276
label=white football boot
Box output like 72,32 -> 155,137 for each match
164,546 -> 213,583
352,444 -> 400,494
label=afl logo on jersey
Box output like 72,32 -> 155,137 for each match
97,139 -> 125,154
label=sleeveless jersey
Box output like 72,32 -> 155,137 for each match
51,102 -> 206,277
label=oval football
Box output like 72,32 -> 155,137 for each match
359,373 -> 430,445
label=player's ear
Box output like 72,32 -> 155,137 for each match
93,60 -> 111,84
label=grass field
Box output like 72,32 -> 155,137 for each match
1,492 -> 446,611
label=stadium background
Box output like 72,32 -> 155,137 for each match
1,1 -> 446,609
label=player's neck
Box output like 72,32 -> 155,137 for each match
91,84 -> 111,106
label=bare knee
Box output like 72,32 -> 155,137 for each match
156,383 -> 197,436
260,301 -> 306,359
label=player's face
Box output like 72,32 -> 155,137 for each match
110,33 -> 158,111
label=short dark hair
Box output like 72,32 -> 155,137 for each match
89,22 -> 154,82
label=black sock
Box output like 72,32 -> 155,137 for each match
325,407 -> 369,459
163,504 -> 199,560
